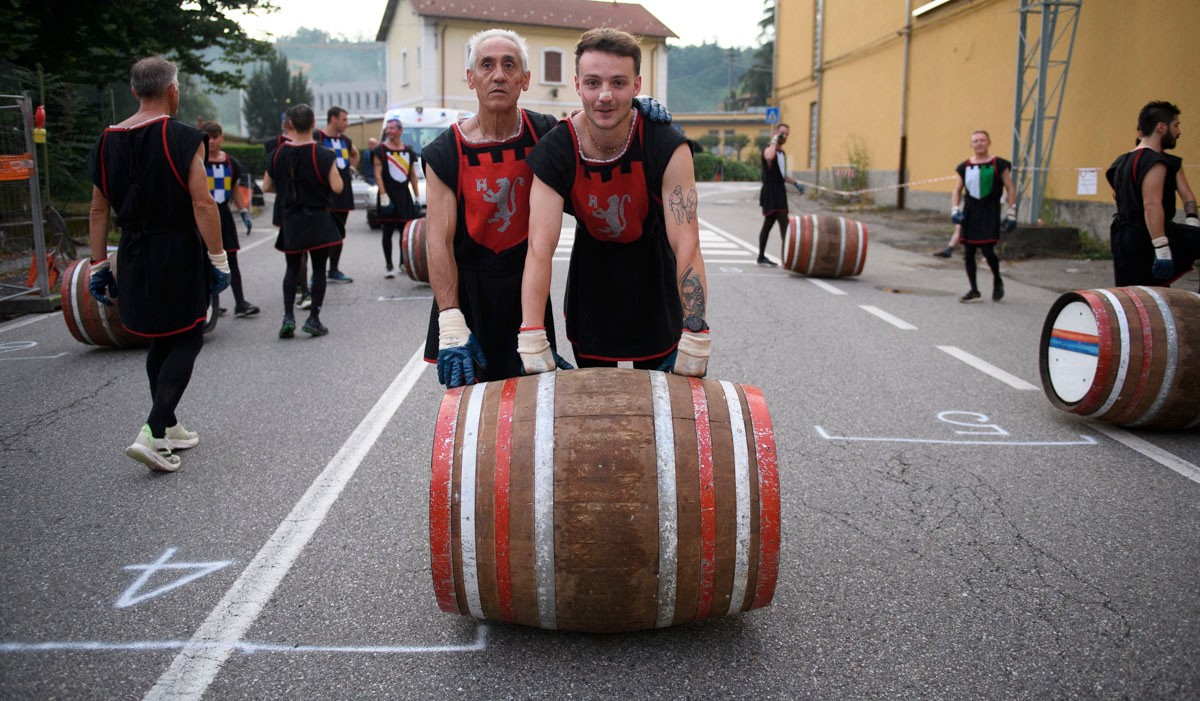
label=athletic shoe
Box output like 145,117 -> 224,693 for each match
124,424 -> 181,473
960,290 -> 982,303
217,306 -> 229,316
234,302 -> 261,317
298,292 -> 312,310
933,247 -> 954,258
164,422 -> 199,450
302,317 -> 329,337
328,270 -> 354,283
756,256 -> 777,267
385,267 -> 396,279
279,315 -> 296,338
992,280 -> 1005,302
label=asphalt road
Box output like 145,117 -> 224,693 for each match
1,183 -> 1197,700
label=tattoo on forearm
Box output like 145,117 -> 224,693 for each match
680,265 -> 705,320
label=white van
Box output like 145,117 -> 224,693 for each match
366,107 -> 473,228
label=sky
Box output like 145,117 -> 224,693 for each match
233,0 -> 769,49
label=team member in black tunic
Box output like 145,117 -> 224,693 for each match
317,106 -> 358,283
951,130 -> 1016,303
756,123 -> 802,265
423,29 -> 565,387
1107,101 -> 1200,288
86,56 -> 229,473
373,116 -> 420,278
264,104 -> 344,338
201,122 -> 259,317
265,123 -> 314,309
521,28 -> 711,377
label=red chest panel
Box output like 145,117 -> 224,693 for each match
455,112 -> 538,254
569,121 -> 651,244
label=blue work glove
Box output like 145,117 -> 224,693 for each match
517,328 -> 574,375
1151,237 -> 1174,279
88,260 -> 118,306
1001,206 -> 1017,233
793,182 -> 805,195
437,309 -> 488,388
240,211 -> 252,236
633,95 -> 672,124
951,207 -> 965,225
207,250 -> 231,296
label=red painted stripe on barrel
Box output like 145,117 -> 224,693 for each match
1110,288 -> 1155,425
744,385 -> 780,609
1076,290 -> 1114,415
430,387 -> 464,613
800,215 -> 815,275
493,378 -> 518,622
689,377 -> 717,620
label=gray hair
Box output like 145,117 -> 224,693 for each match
130,56 -> 178,99
465,28 -> 530,73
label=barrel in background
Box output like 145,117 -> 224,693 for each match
430,368 -> 780,633
403,218 -> 429,283
782,214 -> 868,278
1039,286 -> 1200,430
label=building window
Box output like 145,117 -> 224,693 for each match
401,49 -> 409,87
542,49 -> 565,84
808,101 -> 819,169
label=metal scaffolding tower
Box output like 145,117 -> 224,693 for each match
1011,0 -> 1082,224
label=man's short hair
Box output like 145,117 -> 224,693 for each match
466,28 -> 530,73
130,56 -> 178,100
288,104 -> 316,133
327,106 -> 347,123
200,122 -> 223,139
575,28 -> 642,76
1137,101 -> 1181,136
972,129 -> 990,140
777,123 -> 790,131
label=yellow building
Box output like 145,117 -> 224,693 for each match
375,0 -> 674,119
673,111 -> 775,160
774,0 -> 1200,237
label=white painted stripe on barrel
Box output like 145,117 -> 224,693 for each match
69,264 -> 98,346
720,380 -> 752,615
806,215 -> 820,276
1088,289 -> 1132,418
459,383 -> 486,619
533,372 -> 558,630
783,222 -> 795,270
853,220 -> 867,274
835,216 -> 847,275
1130,287 -> 1178,428
650,371 -> 678,628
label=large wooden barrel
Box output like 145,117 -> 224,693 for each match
1039,286 -> 1200,429
402,218 -> 429,283
430,368 -> 781,633
782,214 -> 868,278
60,258 -> 148,348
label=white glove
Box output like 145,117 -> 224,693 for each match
672,331 -> 712,377
379,192 -> 390,207
517,328 -> 556,374
1185,215 -> 1199,228
1152,237 -> 1173,262
207,250 -> 230,274
438,308 -> 470,349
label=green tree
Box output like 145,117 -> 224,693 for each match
728,133 -> 751,160
0,0 -> 275,91
242,50 -> 314,139
738,1 -> 775,107
695,133 -> 721,153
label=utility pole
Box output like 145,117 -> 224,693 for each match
726,47 -> 738,111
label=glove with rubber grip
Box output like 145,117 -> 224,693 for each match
951,207 -> 965,225
633,96 -> 672,124
657,331 -> 712,377
518,327 -> 573,375
207,250 -> 231,296
1002,206 -> 1017,233
437,308 -> 487,388
240,210 -> 252,235
88,259 -> 118,306
1151,236 -> 1174,279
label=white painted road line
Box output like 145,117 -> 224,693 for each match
814,426 -> 1098,447
1091,423 -> 1200,485
144,345 -> 430,701
0,312 -> 54,335
807,278 -> 847,296
937,345 -> 1039,391
860,305 -> 917,330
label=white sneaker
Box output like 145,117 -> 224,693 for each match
165,422 -> 199,450
385,267 -> 396,279
125,424 -> 182,473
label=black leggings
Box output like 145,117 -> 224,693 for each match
382,221 -> 408,269
284,248 -> 330,315
758,212 -> 789,257
963,242 -> 1001,291
145,324 -> 205,437
328,212 -> 348,272
228,249 -> 245,306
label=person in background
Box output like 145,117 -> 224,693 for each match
373,117 -> 420,279
317,106 -> 359,283
200,121 -> 259,317
951,129 -> 1015,303
756,122 -> 803,266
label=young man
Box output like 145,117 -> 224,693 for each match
519,28 -> 710,376
200,121 -> 259,317
317,106 -> 358,283
951,130 -> 1016,303
757,122 -> 802,265
86,56 -> 229,473
1106,101 -> 1200,288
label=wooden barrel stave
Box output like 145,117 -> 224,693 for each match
430,368 -> 779,633
59,258 -> 147,348
1039,286 -> 1200,429
783,214 -> 868,278
402,218 -> 429,283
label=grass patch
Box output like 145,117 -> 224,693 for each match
1075,231 -> 1111,260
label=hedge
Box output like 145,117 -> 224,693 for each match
223,142 -> 268,177
693,151 -> 760,182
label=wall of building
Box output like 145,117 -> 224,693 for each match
674,113 -> 774,160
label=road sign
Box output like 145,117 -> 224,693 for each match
765,107 -> 780,124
